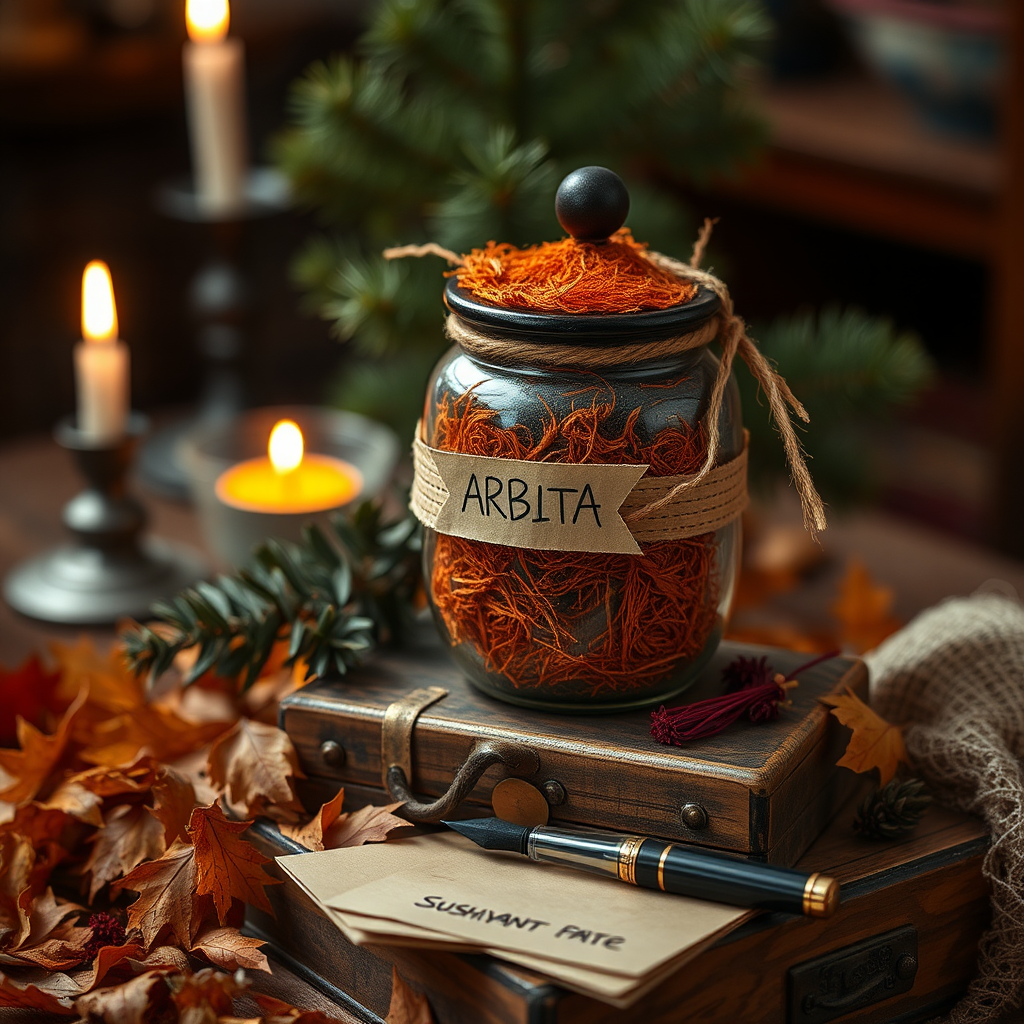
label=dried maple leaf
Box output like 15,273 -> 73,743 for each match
820,688 -> 909,786
187,806 -> 278,921
190,925 -> 269,973
830,558 -> 902,654
385,967 -> 435,1024
0,689 -> 87,805
207,719 -> 304,817
113,840 -> 199,949
281,789 -> 407,853
86,803 -> 167,901
74,967 -> 176,1024
0,654 -> 62,746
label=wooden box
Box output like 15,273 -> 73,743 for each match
247,798 -> 990,1024
280,636 -> 867,865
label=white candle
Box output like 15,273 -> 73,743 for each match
74,261 -> 129,444
183,0 -> 248,216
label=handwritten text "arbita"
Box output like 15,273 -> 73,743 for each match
461,475 -> 602,527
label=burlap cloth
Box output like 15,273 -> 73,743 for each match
867,590 -> 1024,1023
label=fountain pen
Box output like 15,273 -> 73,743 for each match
444,818 -> 839,918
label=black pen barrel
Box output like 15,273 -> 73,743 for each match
632,839 -> 837,917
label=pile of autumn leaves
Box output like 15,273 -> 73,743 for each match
0,638 -> 410,1022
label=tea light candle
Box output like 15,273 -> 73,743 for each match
216,419 -> 362,514
183,0 -> 247,216
74,261 -> 129,444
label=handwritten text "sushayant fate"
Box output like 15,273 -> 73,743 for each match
412,896 -> 625,948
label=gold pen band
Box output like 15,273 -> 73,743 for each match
617,836 -> 645,884
802,872 -> 840,918
657,844 -> 672,891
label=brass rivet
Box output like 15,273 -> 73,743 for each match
319,740 -> 346,768
681,803 -> 709,831
541,780 -> 567,806
896,954 -> 918,980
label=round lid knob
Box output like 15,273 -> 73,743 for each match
555,166 -> 630,242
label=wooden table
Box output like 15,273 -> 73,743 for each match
2,426 -> 1022,1022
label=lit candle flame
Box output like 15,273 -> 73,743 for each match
186,0 -> 229,43
269,420 -> 304,475
81,260 -> 118,343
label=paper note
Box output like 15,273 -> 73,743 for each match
276,833 -> 751,1004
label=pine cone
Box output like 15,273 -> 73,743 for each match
854,777 -> 932,840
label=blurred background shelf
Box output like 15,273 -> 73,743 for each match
729,74 -> 998,259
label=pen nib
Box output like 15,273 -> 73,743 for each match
442,817 -> 532,855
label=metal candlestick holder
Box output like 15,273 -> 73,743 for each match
138,168 -> 290,501
4,414 -> 208,625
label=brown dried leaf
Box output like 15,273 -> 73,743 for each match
385,967 -> 435,1024
281,789 -> 407,853
169,966 -> 249,1023
279,789 -> 345,851
79,704 -> 231,769
252,993 -> 343,1023
51,637 -> 145,713
830,558 -> 902,654
113,840 -> 198,949
0,832 -> 35,948
190,925 -> 269,973
66,941 -> 147,993
150,765 -> 197,845
820,688 -> 909,786
74,967 -> 175,1023
325,802 -> 408,851
86,803 -> 167,901
0,689 -> 87,805
125,945 -> 193,975
207,720 -> 303,817
0,888 -> 90,970
187,806 -> 279,921
0,970 -> 78,1013
0,802 -> 69,846
39,780 -> 104,825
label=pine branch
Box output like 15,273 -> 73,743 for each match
122,501 -> 422,691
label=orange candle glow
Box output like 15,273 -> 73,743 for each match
215,420 -> 362,514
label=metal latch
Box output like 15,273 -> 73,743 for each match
788,925 -> 918,1024
379,686 -> 539,822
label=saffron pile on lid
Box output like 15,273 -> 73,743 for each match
454,228 -> 697,314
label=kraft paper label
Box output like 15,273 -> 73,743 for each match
427,447 -> 648,556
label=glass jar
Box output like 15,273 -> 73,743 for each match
421,279 -> 743,712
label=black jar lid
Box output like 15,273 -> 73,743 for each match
443,166 -> 721,345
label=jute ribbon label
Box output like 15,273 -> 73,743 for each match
411,432 -> 748,557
